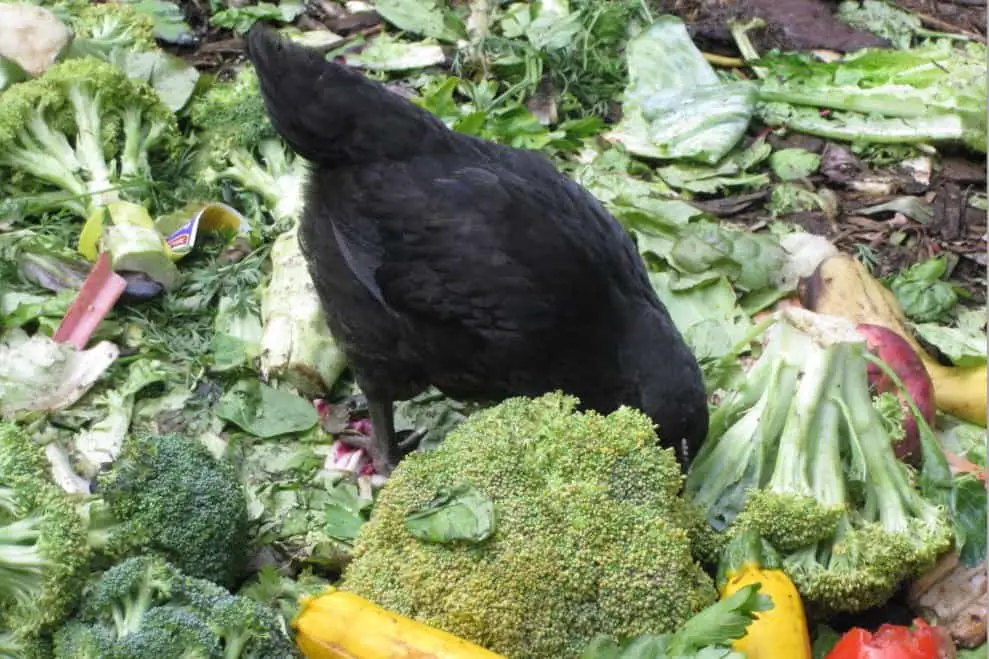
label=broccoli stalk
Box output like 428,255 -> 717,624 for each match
685,308 -> 954,615
188,66 -> 345,394
834,344 -> 954,570
0,424 -> 91,636
219,139 -> 307,224
686,314 -> 847,547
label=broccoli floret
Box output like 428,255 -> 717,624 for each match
239,566 -> 331,640
340,393 -> 718,659
0,423 -> 90,637
186,66 -> 307,224
54,555 -> 297,659
93,433 -> 250,588
0,56 -> 180,220
685,309 -> 954,615
186,586 -> 296,659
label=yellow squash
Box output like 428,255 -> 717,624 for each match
800,253 -> 987,427
293,587 -> 506,659
717,529 -> 812,659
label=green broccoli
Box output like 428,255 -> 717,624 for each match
0,56 -> 180,220
91,433 -> 250,588
686,315 -> 849,550
684,308 -> 954,615
186,65 -> 307,225
53,555 -> 297,659
0,630 -> 52,659
0,423 -> 90,638
341,392 -> 718,659
239,566 -> 332,640
55,0 -> 158,59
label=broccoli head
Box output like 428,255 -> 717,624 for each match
0,422 -> 91,637
93,433 -> 250,588
54,555 -> 298,659
684,309 -> 955,615
186,65 -> 307,224
0,56 -> 181,220
340,393 -> 718,659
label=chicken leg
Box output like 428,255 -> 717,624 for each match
339,398 -> 426,476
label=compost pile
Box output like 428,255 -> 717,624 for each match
0,0 -> 985,657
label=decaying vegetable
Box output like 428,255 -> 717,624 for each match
259,227 -> 347,398
908,551 -> 988,650
292,588 -> 506,659
800,253 -> 987,427
716,528 -> 812,659
0,326 -> 118,419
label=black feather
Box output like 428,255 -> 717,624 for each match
244,24 -> 709,471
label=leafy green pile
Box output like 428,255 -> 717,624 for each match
0,0 -> 985,656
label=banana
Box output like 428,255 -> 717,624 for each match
799,254 -> 987,427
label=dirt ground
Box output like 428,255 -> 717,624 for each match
165,0 -> 988,302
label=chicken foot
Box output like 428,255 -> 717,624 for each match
338,399 -> 426,476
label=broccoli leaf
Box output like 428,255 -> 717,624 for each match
886,257 -> 959,323
950,475 -> 987,567
404,483 -> 496,544
393,388 -> 481,452
343,34 -> 446,72
323,481 -> 374,543
913,306 -> 987,367
837,0 -> 967,49
650,273 -> 752,364
216,379 -> 319,438
656,140 -> 772,195
666,221 -> 786,293
937,416 -> 987,468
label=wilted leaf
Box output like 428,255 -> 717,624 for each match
769,148 -> 821,181
951,475 -> 987,567
608,15 -> 756,165
372,0 -> 467,43
216,379 -> 319,438
887,257 -> 959,323
129,0 -> 196,45
404,483 -> 495,544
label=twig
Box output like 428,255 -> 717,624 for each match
702,52 -> 745,68
915,11 -> 987,43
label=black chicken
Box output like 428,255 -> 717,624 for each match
244,25 -> 709,475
